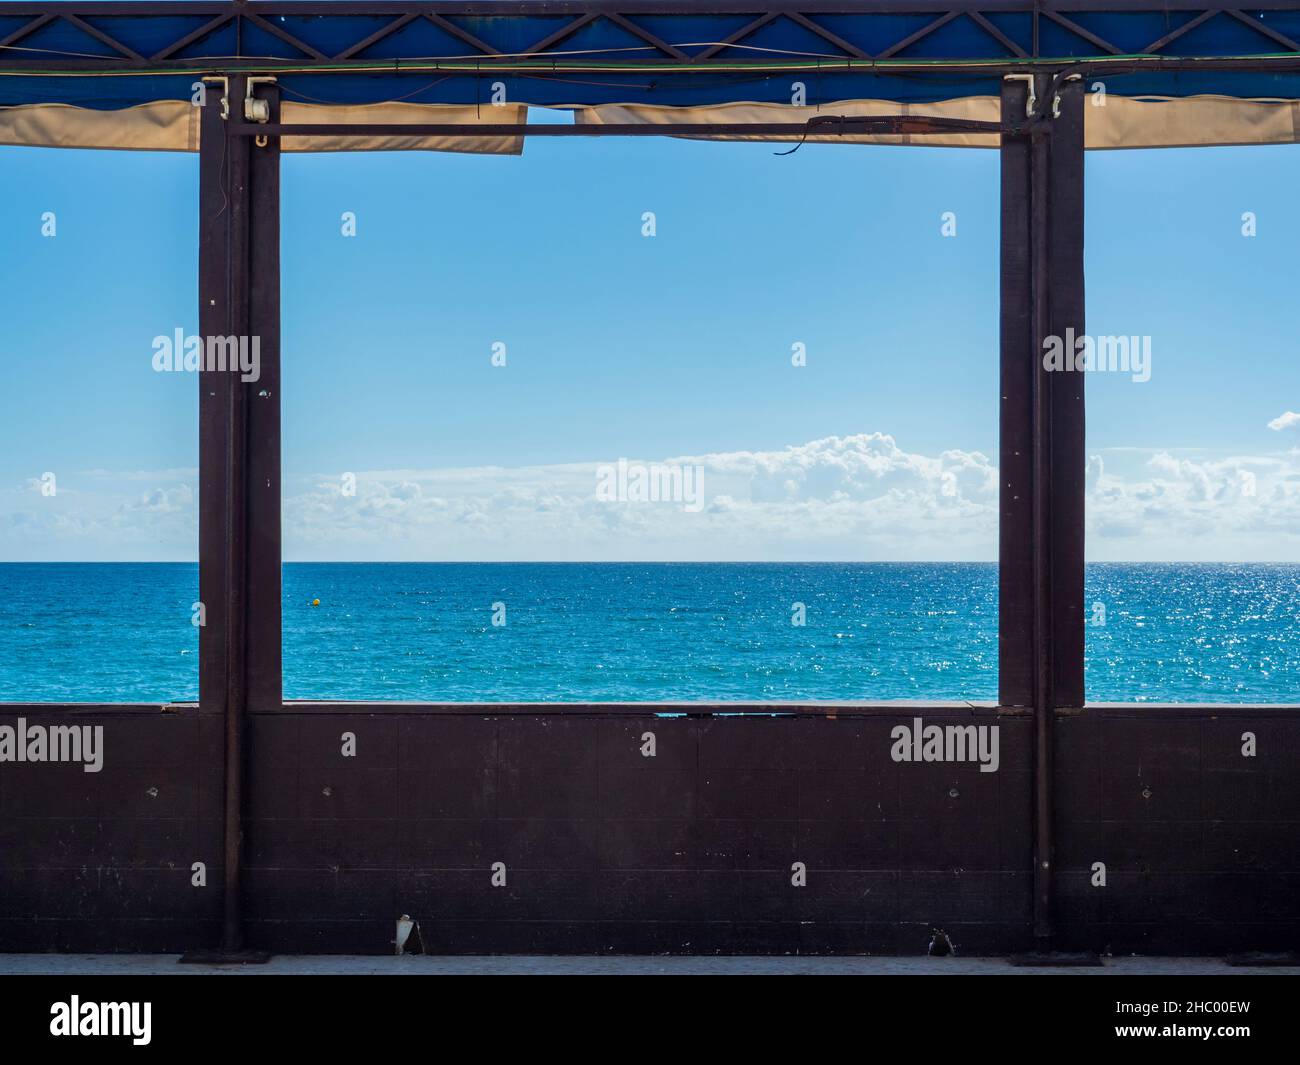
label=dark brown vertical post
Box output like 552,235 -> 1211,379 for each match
999,74 -> 1086,952
1047,78 -> 1086,713
198,84 -> 231,723
197,73 -> 281,958
247,85 -> 283,713
999,77 -> 1035,712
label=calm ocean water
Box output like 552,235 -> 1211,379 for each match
1,562 -> 1297,703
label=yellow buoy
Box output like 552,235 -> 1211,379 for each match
311,598 -> 320,607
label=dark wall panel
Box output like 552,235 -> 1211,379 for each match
0,707 -> 223,953
1054,707 -> 1300,955
234,708 -> 1032,955
2,704 -> 1296,956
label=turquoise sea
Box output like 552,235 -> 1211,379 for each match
0,562 -> 1297,703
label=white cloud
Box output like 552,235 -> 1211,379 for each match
77,467 -> 198,481
4,435 -> 1300,561
1267,411 -> 1300,432
276,433 -> 1000,562
0,469 -> 197,560
1085,448 -> 1300,559
125,484 -> 193,514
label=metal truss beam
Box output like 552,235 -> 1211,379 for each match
3,3 -> 1300,79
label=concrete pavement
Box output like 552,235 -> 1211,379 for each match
1,954 -> 1295,975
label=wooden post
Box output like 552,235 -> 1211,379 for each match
999,74 -> 1086,952
196,74 -> 281,959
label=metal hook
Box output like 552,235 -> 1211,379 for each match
1004,73 -> 1038,118
1053,74 -> 1083,119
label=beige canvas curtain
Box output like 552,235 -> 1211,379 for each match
0,100 -> 527,154
573,96 -> 1300,150
4,94 -> 1299,153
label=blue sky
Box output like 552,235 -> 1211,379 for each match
2,116 -> 1298,561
